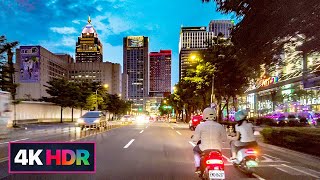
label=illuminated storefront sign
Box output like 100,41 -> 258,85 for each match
257,76 -> 279,87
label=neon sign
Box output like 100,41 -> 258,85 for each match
259,76 -> 279,87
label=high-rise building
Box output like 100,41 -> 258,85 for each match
147,50 -> 171,115
75,16 -> 103,63
15,46 -> 69,99
123,36 -> 149,112
149,50 -> 171,96
208,20 -> 234,38
14,46 -> 121,100
69,62 -> 121,95
179,26 -> 215,79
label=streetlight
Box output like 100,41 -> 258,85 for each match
95,84 -> 109,110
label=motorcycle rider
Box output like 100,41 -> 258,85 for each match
191,107 -> 227,174
230,109 -> 257,160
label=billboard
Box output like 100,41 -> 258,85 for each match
19,46 -> 40,83
127,36 -> 144,47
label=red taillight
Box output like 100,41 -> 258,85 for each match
206,159 -> 223,165
246,149 -> 257,154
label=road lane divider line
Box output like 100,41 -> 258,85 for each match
0,157 -> 8,163
276,167 -> 290,173
176,131 -> 182,135
140,130 -> 144,133
252,173 -> 265,180
0,138 -> 30,145
171,127 -> 174,130
189,141 -> 196,147
281,164 -> 320,178
123,139 -> 135,149
222,155 -> 231,162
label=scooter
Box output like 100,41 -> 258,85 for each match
192,138 -> 225,180
232,146 -> 259,175
199,149 -> 225,180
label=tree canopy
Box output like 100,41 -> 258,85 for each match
202,0 -> 320,70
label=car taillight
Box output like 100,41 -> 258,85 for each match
193,119 -> 198,121
246,149 -> 257,154
206,159 -> 223,165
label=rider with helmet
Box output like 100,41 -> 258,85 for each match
230,109 -> 257,160
191,107 -> 227,173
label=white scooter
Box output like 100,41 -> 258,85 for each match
232,146 -> 259,175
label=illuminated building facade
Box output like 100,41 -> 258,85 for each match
179,26 -> 215,79
208,20 -> 234,38
245,47 -> 320,116
123,36 -> 149,111
75,16 -> 103,63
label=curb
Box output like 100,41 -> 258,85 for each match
257,140 -> 320,170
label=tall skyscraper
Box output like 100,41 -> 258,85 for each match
123,36 -> 149,112
179,26 -> 215,79
208,20 -> 234,38
75,16 -> 103,63
149,50 -> 171,96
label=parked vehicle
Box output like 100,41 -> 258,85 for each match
296,112 -> 317,126
76,111 -> 107,130
189,115 -> 203,131
121,115 -> 133,124
169,117 -> 177,123
0,91 -> 12,127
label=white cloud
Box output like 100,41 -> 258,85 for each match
72,20 -> 81,24
96,5 -> 103,11
50,27 -> 77,34
62,36 -> 76,47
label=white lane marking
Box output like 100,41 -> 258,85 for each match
123,139 -> 135,149
263,154 -> 280,159
276,167 -> 290,173
176,131 -> 182,135
222,155 -> 231,162
171,127 -> 174,130
0,138 -> 30,145
0,157 -> 8,163
281,164 -> 320,178
261,155 -> 273,162
189,141 -> 196,147
252,173 -> 265,180
140,130 -> 144,134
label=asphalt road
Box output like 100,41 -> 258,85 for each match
0,121 -> 320,180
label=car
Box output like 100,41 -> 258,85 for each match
168,117 -> 177,123
277,113 -> 300,126
189,115 -> 203,131
296,112 -> 317,126
121,115 -> 133,124
76,111 -> 107,130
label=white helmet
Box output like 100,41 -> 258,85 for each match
202,107 -> 216,121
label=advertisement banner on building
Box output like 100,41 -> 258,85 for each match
127,36 -> 144,47
19,46 -> 40,83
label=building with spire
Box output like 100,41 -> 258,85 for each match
75,16 -> 103,63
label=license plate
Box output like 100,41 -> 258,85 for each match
209,170 -> 225,179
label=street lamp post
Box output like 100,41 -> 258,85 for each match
95,84 -> 109,111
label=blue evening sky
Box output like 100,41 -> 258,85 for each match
0,0 -> 232,86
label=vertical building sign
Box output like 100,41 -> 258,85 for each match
19,46 -> 40,82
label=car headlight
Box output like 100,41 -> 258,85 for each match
77,118 -> 84,123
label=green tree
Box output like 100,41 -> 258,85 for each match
0,35 -> 19,127
43,78 -> 77,123
202,0 -> 320,71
